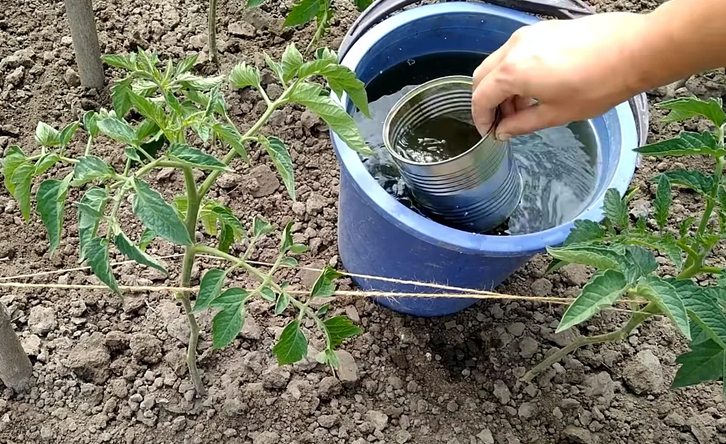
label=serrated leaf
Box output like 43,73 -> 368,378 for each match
318,64 -> 370,118
174,54 -> 198,76
113,231 -> 167,275
136,119 -> 161,143
261,136 -> 294,199
253,216 -> 274,237
658,97 -> 726,127
272,319 -> 308,365
212,303 -> 246,349
110,78 -> 133,118
556,270 -> 628,333
275,292 -> 291,314
11,164 -> 33,221
317,304 -> 330,317
260,286 -> 276,302
102,54 -> 137,71
86,237 -> 120,295
322,315 -> 362,348
264,53 -> 285,82
316,348 -> 339,367
651,174 -> 671,231
78,187 -> 107,262
655,170 -> 714,196
310,266 -> 343,298
177,73 -> 225,91
59,122 -> 80,147
169,143 -> 229,171
72,155 -> 115,186
673,280 -> 726,348
2,145 -> 28,197
211,205 -> 245,239
290,83 -> 371,155
210,288 -> 251,308
603,188 -> 628,228
131,178 -> 192,246
635,131 -> 722,157
546,245 -> 625,270
213,123 -> 249,162
564,220 -> 605,246
138,228 -> 156,250
247,0 -> 267,7
37,179 -> 68,254
229,62 -> 260,90
284,0 -> 320,27
280,257 -> 298,267
672,340 -> 725,389
34,153 -> 60,176
280,221 -> 294,252
637,276 -> 691,340
623,246 -> 658,284
165,91 -> 183,117
281,43 -> 304,82
97,117 -> 138,146
192,268 -> 227,313
218,224 -> 234,253
128,91 -> 166,127
124,148 -> 141,162
82,111 -> 99,138
290,244 -> 308,254
35,122 -> 61,147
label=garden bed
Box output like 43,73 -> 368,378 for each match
0,0 -> 724,443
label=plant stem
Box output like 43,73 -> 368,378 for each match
697,155 -> 724,236
208,0 -> 218,65
522,303 -> 657,383
178,166 -> 205,396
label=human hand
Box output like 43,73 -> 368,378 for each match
471,13 -> 649,139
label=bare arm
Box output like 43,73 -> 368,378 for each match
471,0 -> 726,139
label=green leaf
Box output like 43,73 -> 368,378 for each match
139,228 -> 156,250
275,292 -> 291,314
662,233 -> 684,269
82,111 -> 99,138
603,188 -> 628,228
86,237 -> 120,295
124,148 -> 141,162
260,136 -> 295,199
280,257 -> 298,267
169,143 -> 229,171
658,97 -> 726,127
136,119 -> 161,143
113,231 -> 168,275
229,62 -> 261,90
37,179 -> 69,254
212,303 -> 246,349
103,54 -> 137,71
546,245 -> 625,270
272,320 -> 308,365
281,43 -> 304,82
59,122 -> 80,147
97,117 -> 138,146
318,64 -> 370,118
128,91 -> 166,127
11,164 -> 34,221
322,315 -> 362,348
253,216 -> 274,237
564,220 -> 605,246
34,153 -> 60,176
260,286 -> 276,302
637,276 -> 691,340
165,91 -> 184,117
672,340 -> 725,389
654,174 -> 671,229
110,78 -> 133,118
556,270 -> 628,333
218,224 -> 234,253
2,145 -> 28,197
72,156 -> 115,186
174,54 -> 198,76
655,170 -> 714,196
213,123 -> 249,163
264,53 -> 285,82
177,73 -> 225,92
317,304 -> 330,316
624,246 -> 658,283
673,280 -> 726,348
131,178 -> 192,246
211,205 -> 245,239
290,83 -> 371,155
353,0 -> 372,10
316,349 -> 340,368
310,266 -> 343,298
280,221 -> 294,252
290,244 -> 308,254
78,187 -> 108,263
635,131 -> 722,157
210,288 -> 251,308
192,268 -> 227,313
284,0 -> 320,27
35,122 -> 61,147
247,0 -> 267,7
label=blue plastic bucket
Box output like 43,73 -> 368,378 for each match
331,2 -> 640,317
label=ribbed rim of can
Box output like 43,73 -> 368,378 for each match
383,75 -> 498,166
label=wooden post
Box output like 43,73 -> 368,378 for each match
0,303 -> 32,392
64,0 -> 105,89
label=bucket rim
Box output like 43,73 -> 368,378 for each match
331,1 -> 639,256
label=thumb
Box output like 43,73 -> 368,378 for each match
496,104 -> 561,139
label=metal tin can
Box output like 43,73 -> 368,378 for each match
383,75 -> 522,233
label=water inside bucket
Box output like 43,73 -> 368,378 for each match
353,52 -> 599,235
394,114 -> 482,163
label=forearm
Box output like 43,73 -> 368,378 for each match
629,0 -> 726,94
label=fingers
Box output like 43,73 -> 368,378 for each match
472,44 -> 509,90
496,103 -> 565,138
471,69 -> 515,135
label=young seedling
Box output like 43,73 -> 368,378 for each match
0,44 -> 372,395
526,96 -> 726,392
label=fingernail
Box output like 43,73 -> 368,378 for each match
497,133 -> 510,141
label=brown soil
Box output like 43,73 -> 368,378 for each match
0,0 -> 725,443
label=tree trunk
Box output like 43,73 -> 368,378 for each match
0,303 -> 32,392
64,0 -> 105,89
